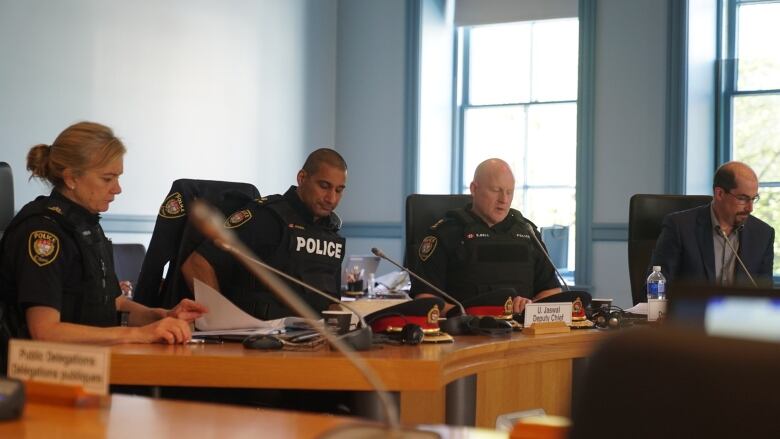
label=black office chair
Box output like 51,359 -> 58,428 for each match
627,194 -> 711,305
134,179 -> 260,309
0,162 -> 13,236
404,194 -> 472,271
113,243 -> 147,287
570,327 -> 780,438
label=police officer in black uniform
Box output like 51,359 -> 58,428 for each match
411,158 -> 561,315
0,122 -> 207,364
182,148 -> 348,319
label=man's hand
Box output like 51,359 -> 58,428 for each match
167,299 -> 208,322
512,296 -> 533,314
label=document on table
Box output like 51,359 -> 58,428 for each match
624,302 -> 648,315
192,278 -> 309,335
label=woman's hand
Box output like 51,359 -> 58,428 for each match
136,317 -> 193,344
166,299 -> 208,322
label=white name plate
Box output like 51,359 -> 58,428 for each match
7,339 -> 110,395
524,302 -> 573,327
647,299 -> 667,322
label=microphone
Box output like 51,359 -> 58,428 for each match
524,222 -> 569,292
371,247 -> 478,335
717,227 -> 758,287
189,201 -> 411,435
204,234 -> 372,351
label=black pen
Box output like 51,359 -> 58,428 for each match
188,338 -> 223,344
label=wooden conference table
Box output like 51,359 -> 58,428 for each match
109,330 -> 605,427
0,394 -> 507,438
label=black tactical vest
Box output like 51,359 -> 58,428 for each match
227,196 -> 346,320
0,195 -> 120,335
267,199 -> 345,311
445,208 -> 536,301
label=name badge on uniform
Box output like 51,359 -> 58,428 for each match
295,236 -> 343,259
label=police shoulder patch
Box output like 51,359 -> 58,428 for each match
28,230 -> 60,267
159,192 -> 185,218
225,209 -> 252,228
418,236 -> 438,261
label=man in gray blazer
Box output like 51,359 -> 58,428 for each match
650,161 -> 775,287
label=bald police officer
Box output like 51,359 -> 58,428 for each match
411,158 -> 561,315
182,148 -> 347,319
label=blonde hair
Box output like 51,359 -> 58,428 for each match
27,121 -> 126,188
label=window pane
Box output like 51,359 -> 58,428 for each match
531,19 -> 579,102
749,186 -> 780,277
524,188 -> 577,270
526,103 -> 577,186
733,94 -> 780,182
462,106 -> 525,185
737,3 -> 780,91
468,23 -> 531,105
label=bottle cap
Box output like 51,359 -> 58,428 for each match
652,266 -> 661,271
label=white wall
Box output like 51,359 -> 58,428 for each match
418,0 -> 456,194
0,0 -> 337,245
334,0 -> 408,265
590,0 -> 669,305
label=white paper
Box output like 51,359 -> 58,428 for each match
625,302 -> 648,315
374,270 -> 410,293
193,278 -> 307,332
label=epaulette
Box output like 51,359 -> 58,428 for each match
509,209 -> 538,230
254,194 -> 284,206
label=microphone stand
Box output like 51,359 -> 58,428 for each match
718,228 -> 758,287
210,241 -> 372,351
524,223 -> 570,292
371,247 -> 478,335
189,201 -> 403,434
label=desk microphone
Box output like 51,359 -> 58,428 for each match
204,236 -> 372,351
189,201 -> 437,437
524,222 -> 570,292
717,227 -> 758,287
371,247 -> 478,335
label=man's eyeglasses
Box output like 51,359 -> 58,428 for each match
726,191 -> 760,204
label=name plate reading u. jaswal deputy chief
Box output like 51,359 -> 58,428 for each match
524,302 -> 573,327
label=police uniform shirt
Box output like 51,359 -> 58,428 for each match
198,186 -> 344,317
0,190 -> 117,331
410,206 -> 559,302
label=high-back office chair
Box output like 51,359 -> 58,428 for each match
113,243 -> 147,287
0,162 -> 14,236
570,327 -> 780,438
627,194 -> 711,305
135,179 -> 260,308
404,194 -> 472,271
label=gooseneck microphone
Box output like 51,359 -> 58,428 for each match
717,227 -> 758,288
524,222 -> 570,292
200,233 -> 372,351
371,247 -> 478,335
189,201 -> 408,435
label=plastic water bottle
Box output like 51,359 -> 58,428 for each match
646,266 -> 666,301
366,273 -> 376,299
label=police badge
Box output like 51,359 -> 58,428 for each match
418,236 -> 437,261
28,231 -> 60,267
225,209 -> 252,228
159,192 -> 185,218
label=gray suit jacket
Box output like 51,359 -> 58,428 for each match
650,204 -> 775,287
